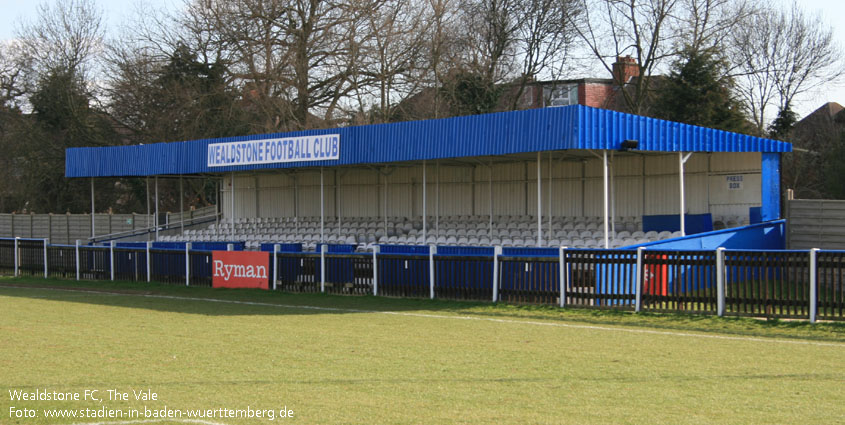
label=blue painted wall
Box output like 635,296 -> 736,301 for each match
761,153 -> 782,221
642,213 -> 713,234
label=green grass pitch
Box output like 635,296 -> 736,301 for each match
0,277 -> 843,425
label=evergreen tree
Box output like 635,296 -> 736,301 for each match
767,105 -> 798,140
439,70 -> 503,116
652,47 -> 752,134
18,68 -> 117,212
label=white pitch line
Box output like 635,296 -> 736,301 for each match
70,419 -> 228,425
2,285 -> 844,348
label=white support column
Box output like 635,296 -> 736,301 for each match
43,238 -> 48,278
435,160 -> 440,237
230,172 -> 236,234
489,159 -> 493,236
716,247 -> 726,317
75,240 -> 80,281
13,237 -> 18,277
179,176 -> 185,236
492,245 -> 502,302
254,176 -> 259,221
610,150 -> 616,237
635,247 -> 644,312
537,152 -> 542,247
548,153 -> 552,239
559,246 -> 568,308
320,167 -> 325,244
372,245 -> 380,295
185,242 -> 191,287
320,244 -> 327,293
154,176 -> 160,240
810,248 -> 818,323
336,170 -> 341,239
679,152 -> 693,236
679,152 -> 685,236
293,172 -> 298,234
272,244 -> 279,291
145,241 -> 151,282
422,160 -> 427,241
146,177 -> 151,241
110,241 -> 115,281
429,244 -> 436,299
603,150 -> 609,248
383,171 -> 388,236
90,178 -> 95,238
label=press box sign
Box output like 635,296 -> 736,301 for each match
726,175 -> 743,190
212,251 -> 270,289
207,134 -> 340,167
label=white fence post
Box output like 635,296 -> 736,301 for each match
635,247 -> 644,313
716,247 -> 726,317
43,238 -> 48,278
559,246 -> 567,308
429,245 -> 437,300
75,240 -> 80,281
320,244 -> 327,293
146,241 -> 151,283
372,245 -> 380,296
110,241 -> 115,281
13,237 -> 19,277
273,244 -> 279,291
810,248 -> 818,323
185,242 -> 191,287
492,246 -> 502,302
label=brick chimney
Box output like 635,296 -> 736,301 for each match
612,56 -> 639,85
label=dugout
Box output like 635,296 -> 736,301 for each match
65,105 -> 791,250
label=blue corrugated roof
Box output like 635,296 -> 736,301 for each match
65,105 -> 791,177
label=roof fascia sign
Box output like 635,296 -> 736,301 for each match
207,134 -> 340,167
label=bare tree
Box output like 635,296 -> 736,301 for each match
458,0 -> 523,84
770,4 -> 843,115
509,0 -> 582,109
0,42 -> 31,108
419,0 -> 461,118
17,0 -> 104,79
730,3 -> 844,133
348,0 -> 430,122
179,0 -> 383,131
676,0 -> 756,56
568,0 -> 683,114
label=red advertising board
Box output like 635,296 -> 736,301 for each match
212,251 -> 270,289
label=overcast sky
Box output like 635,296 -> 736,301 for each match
0,0 -> 842,119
